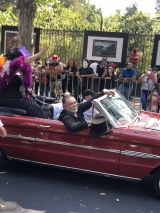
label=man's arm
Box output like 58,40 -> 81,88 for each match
79,89 -> 115,113
46,63 -> 62,75
80,73 -> 97,77
76,71 -> 82,84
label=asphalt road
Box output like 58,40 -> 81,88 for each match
0,161 -> 160,213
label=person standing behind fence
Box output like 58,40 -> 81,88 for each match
118,63 -> 136,100
75,59 -> 96,101
147,87 -> 160,112
104,65 -> 117,89
95,56 -> 108,92
62,59 -> 78,94
90,60 -> 99,92
139,68 -> 157,110
129,48 -> 140,72
32,60 -> 42,95
45,55 -> 62,98
40,64 -> 50,97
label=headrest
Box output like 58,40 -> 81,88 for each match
90,116 -> 112,136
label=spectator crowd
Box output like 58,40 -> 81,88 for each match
32,48 -> 160,113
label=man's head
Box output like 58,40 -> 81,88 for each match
83,89 -> 95,101
101,56 -> 107,65
83,59 -> 90,69
152,67 -> 158,74
102,56 -> 107,61
126,63 -> 132,69
62,95 -> 78,113
50,54 -> 59,65
133,48 -> 138,53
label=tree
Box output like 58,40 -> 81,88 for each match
16,0 -> 36,53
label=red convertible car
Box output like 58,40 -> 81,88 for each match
0,91 -> 160,198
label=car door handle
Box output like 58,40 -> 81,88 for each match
38,125 -> 51,128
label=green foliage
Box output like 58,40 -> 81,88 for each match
0,6 -> 17,25
103,10 -> 122,32
0,0 -> 16,12
0,0 -> 159,72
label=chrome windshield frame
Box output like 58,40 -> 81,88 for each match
92,90 -> 138,128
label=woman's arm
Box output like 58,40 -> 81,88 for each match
24,45 -> 48,64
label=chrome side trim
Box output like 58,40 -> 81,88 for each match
5,135 -> 160,160
8,157 -> 141,181
7,134 -> 35,141
36,139 -> 120,153
121,150 -> 160,159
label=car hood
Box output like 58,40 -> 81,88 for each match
130,111 -> 160,133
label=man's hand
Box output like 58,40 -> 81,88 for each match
0,126 -> 7,137
79,78 -> 82,85
103,89 -> 115,96
86,120 -> 92,126
123,78 -> 129,83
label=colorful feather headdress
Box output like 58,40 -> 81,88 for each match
0,46 -> 32,92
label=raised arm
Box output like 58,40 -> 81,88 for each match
24,45 -> 48,64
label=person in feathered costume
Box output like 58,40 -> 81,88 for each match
0,45 -> 48,118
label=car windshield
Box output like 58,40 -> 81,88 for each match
99,91 -> 138,127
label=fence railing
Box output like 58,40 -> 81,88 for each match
32,73 -> 160,111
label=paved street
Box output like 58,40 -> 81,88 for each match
0,161 -> 159,213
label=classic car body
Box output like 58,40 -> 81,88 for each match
0,91 -> 160,198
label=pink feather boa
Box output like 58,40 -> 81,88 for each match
0,56 -> 32,92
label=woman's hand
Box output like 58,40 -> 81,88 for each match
39,45 -> 48,55
25,45 -> 49,64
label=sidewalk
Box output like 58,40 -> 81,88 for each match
129,96 -> 141,110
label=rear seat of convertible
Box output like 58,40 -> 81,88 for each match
0,107 -> 27,116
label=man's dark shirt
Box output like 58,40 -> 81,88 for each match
78,66 -> 94,86
59,92 -> 105,131
96,64 -> 108,77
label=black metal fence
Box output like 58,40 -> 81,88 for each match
39,28 -> 155,74
0,25 -> 157,74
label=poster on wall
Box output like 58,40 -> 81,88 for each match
1,25 -> 40,54
151,34 -> 160,69
83,31 -> 128,67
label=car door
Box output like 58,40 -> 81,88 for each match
0,115 -> 39,161
118,128 -> 160,180
36,119 -> 122,175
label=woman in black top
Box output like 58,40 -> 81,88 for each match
0,45 -> 48,118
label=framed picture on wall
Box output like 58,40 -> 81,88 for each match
92,40 -> 117,58
1,25 -> 40,54
151,34 -> 160,69
83,31 -> 128,67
